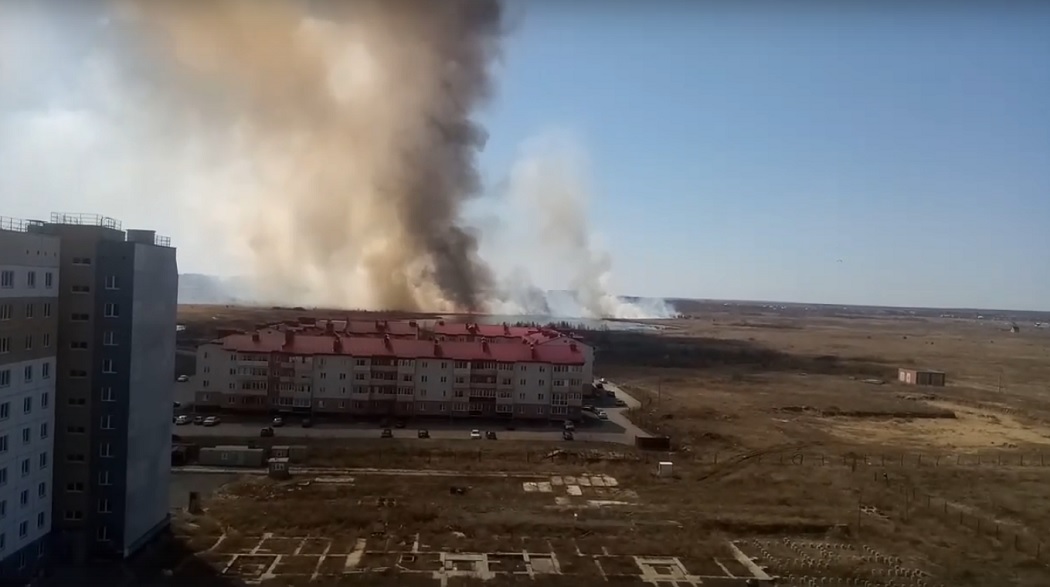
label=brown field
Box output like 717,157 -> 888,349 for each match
170,304 -> 1050,586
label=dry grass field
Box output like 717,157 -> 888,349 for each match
170,304 -> 1050,586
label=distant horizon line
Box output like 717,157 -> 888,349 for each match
178,273 -> 1049,316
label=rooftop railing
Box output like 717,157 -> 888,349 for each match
49,212 -> 122,231
154,234 -> 172,247
0,216 -> 46,233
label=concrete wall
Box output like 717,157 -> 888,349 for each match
122,241 -> 177,556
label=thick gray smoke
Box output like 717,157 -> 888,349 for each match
114,0 -> 501,312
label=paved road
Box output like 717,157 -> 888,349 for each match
172,379 -> 651,445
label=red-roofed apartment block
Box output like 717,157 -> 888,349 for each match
192,320 -> 594,421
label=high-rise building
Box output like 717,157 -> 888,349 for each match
0,217 -> 59,581
34,213 -> 178,563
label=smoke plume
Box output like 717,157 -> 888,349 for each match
501,132 -> 677,319
114,0 -> 502,312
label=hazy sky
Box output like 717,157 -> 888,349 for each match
2,2 -> 1048,310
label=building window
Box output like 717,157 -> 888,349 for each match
39,423 -> 47,439
101,387 -> 115,402
67,397 -> 87,406
99,443 -> 112,458
21,428 -> 30,444
0,435 -> 6,453
24,303 -> 33,319
0,304 -> 9,320
41,363 -> 50,380
0,337 -> 7,353
23,365 -> 32,383
67,454 -> 85,463
44,272 -> 53,288
38,452 -> 47,469
102,359 -> 116,374
21,459 -> 30,477
42,333 -> 50,348
19,521 -> 27,538
0,402 -> 7,419
26,271 -> 35,288
99,470 -> 110,485
69,369 -> 88,378
0,467 -> 6,485
42,303 -> 51,317
64,510 -> 83,520
104,275 -> 119,290
71,313 -> 89,321
103,331 -> 116,346
97,526 -> 109,542
71,285 -> 90,293
0,370 -> 9,387
72,257 -> 91,266
37,482 -> 46,498
66,425 -> 86,434
70,341 -> 88,350
24,335 -> 32,350
66,482 -> 84,492
0,270 -> 13,288
98,499 -> 111,513
103,303 -> 119,318
100,415 -> 113,430
37,512 -> 45,528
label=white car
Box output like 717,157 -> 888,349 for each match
174,415 -> 191,426
176,375 -> 189,383
469,429 -> 481,440
596,410 -> 608,420
203,416 -> 220,427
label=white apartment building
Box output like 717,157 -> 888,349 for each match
194,331 -> 587,420
0,219 -> 59,580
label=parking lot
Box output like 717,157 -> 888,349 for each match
172,380 -> 649,445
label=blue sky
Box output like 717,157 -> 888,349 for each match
475,2 -> 1050,310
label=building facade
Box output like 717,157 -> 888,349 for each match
194,327 -> 588,420
36,214 -> 178,563
0,217 -> 59,582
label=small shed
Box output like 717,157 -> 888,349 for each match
268,457 -> 291,480
898,368 -> 946,387
269,445 -> 309,463
199,445 -> 267,467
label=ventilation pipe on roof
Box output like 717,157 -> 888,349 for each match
383,334 -> 392,350
437,320 -> 445,326
530,343 -> 538,360
333,337 -> 343,354
408,320 -> 418,328
324,321 -> 335,334
434,341 -> 443,357
344,317 -> 351,333
503,322 -> 510,334
284,330 -> 295,347
251,332 -> 261,343
570,342 -> 577,352
376,320 -> 385,331
481,338 -> 490,353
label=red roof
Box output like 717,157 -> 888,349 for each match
217,330 -> 585,364
429,321 -> 539,339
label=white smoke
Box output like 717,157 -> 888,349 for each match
487,131 -> 677,320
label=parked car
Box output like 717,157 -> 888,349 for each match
301,418 -> 313,428
192,415 -> 204,426
606,390 -> 616,398
562,430 -> 575,441
595,410 -> 608,420
260,427 -> 274,438
173,401 -> 182,409
417,429 -> 430,439
272,416 -> 284,427
203,416 -> 220,427
615,399 -> 627,407
582,405 -> 595,413
485,431 -> 497,440
563,420 -> 575,432
176,375 -> 189,383
469,429 -> 481,440
381,428 -> 394,439
174,415 -> 190,426
394,420 -> 407,429
379,418 -> 391,428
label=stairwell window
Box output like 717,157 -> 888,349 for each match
103,331 -> 116,346
101,387 -> 114,402
99,443 -> 112,458
103,303 -> 119,318
104,275 -> 119,290
102,360 -> 115,374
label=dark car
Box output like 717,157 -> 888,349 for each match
193,415 -> 204,426
381,428 -> 393,439
562,430 -> 575,441
260,427 -> 274,438
379,418 -> 391,428
394,420 -> 407,429
301,418 -> 313,428
417,429 -> 430,439
485,431 -> 497,440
